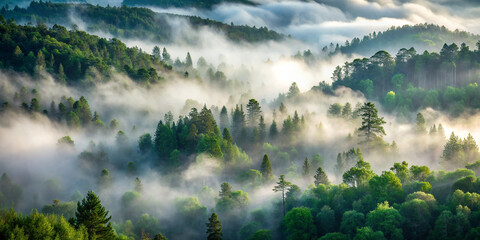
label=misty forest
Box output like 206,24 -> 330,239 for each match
3,1 -> 480,240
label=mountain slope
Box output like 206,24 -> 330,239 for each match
328,24 -> 480,56
0,1 -> 283,43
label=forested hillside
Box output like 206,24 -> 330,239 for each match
0,18 -> 171,85
326,24 -> 480,57
330,42 -> 480,117
0,1 -> 283,43
122,0 -> 254,9
2,1 -> 480,240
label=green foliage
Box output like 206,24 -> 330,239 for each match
247,229 -> 272,240
75,190 -> 115,240
354,226 -> 386,240
273,175 -> 292,216
400,199 -> 432,239
41,200 -> 77,219
368,171 -> 403,203
0,173 -> 22,208
366,202 -> 404,240
282,207 -> 316,240
57,136 -> 74,148
358,102 -> 386,145
0,16 -> 169,84
260,154 -> 273,181
340,210 -> 365,237
314,167 -> 330,186
343,159 -> 374,188
206,212 -> 222,240
318,232 -> 349,240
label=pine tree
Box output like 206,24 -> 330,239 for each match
152,46 -> 161,60
314,167 -> 329,185
246,99 -> 262,127
219,182 -> 232,199
269,120 -> 278,139
185,52 -> 193,68
162,48 -> 171,63
358,102 -> 386,145
219,106 -> 228,131
302,157 -> 311,177
273,175 -> 291,216
342,102 -> 352,119
258,116 -> 266,144
231,105 -> 246,139
222,128 -> 233,144
75,190 -> 115,240
260,154 -> 273,181
415,112 -> 426,134
206,213 -> 222,240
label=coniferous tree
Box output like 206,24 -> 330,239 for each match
152,46 -> 161,60
222,128 -> 233,144
219,106 -> 228,131
314,167 -> 329,185
358,102 -> 386,145
162,48 -> 171,63
185,52 -> 193,68
415,112 -> 426,134
75,190 -> 115,240
231,105 -> 246,140
219,182 -> 232,199
246,99 -> 262,127
302,157 -> 311,177
258,116 -> 266,144
206,212 -> 222,240
260,154 -> 273,181
269,120 -> 278,139
273,175 -> 291,216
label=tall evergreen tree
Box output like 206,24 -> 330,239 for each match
415,112 -> 426,134
314,167 -> 329,185
246,99 -> 262,127
231,105 -> 246,139
269,120 -> 278,139
206,212 -> 222,240
219,106 -> 228,131
258,116 -> 266,144
260,154 -> 273,181
302,157 -> 311,177
358,102 -> 386,145
75,190 -> 115,240
273,175 -> 291,216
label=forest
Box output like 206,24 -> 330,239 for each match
0,1 -> 283,43
330,41 -> 480,118
2,1 -> 480,240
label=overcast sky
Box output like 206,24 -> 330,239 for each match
145,0 -> 480,47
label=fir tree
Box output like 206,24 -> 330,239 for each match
206,212 -> 222,240
415,112 -> 426,134
260,154 -> 273,181
302,157 -> 311,177
314,167 -> 329,185
75,190 -> 115,240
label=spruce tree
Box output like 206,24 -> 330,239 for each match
219,106 -> 228,131
415,112 -> 426,134
75,190 -> 115,240
206,212 -> 222,240
314,167 -> 329,185
269,120 -> 278,139
246,99 -> 262,127
302,157 -> 311,177
260,154 -> 273,181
